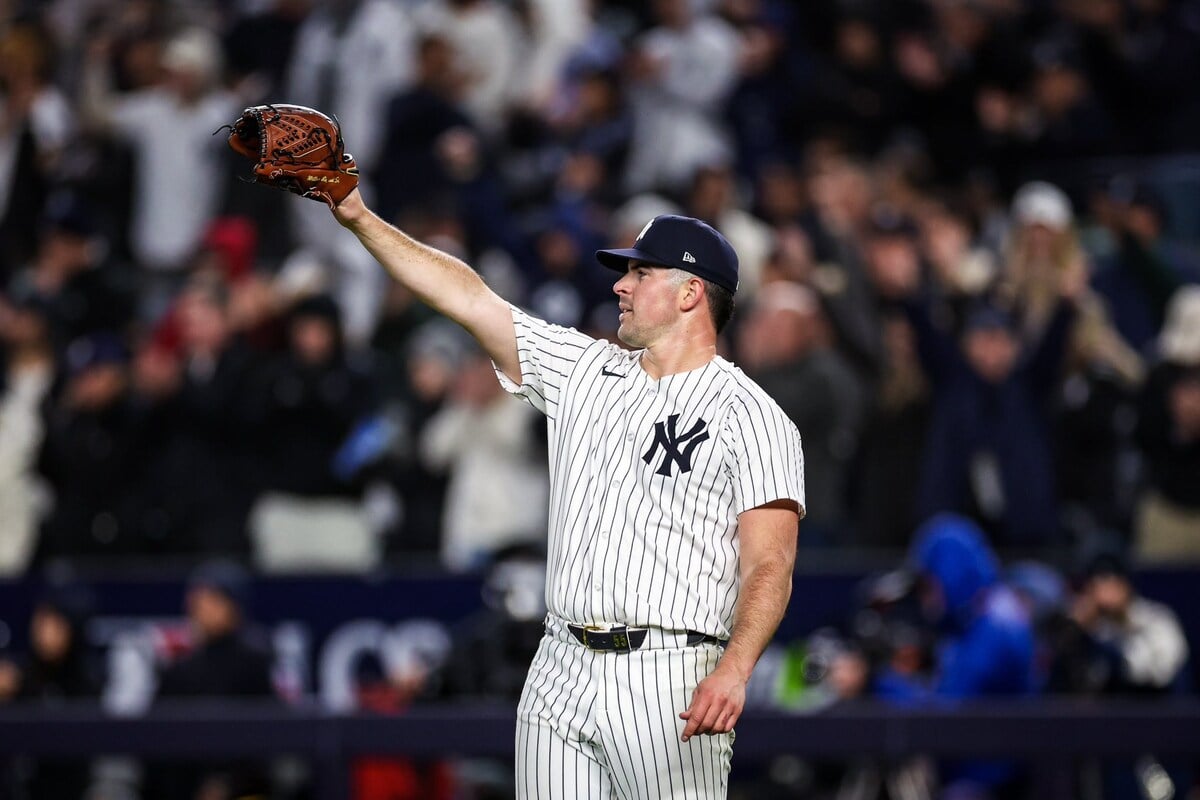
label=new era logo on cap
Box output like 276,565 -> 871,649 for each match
595,215 -> 739,293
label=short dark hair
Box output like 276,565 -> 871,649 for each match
705,280 -> 735,334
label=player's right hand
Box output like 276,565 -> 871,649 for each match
679,663 -> 746,742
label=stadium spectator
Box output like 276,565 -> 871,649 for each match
0,19 -> 74,279
510,0 -> 589,115
718,0 -> 794,180
0,583 -> 104,798
80,27 -> 238,317
898,250 -> 1079,547
0,294 -> 53,574
909,514 -> 1037,699
622,0 -> 741,193
156,560 -> 273,698
804,154 -> 889,379
286,0 -> 413,180
130,271 -> 261,557
1133,285 -> 1200,562
148,560 -> 275,799
1072,550 -> 1189,696
219,2 -> 310,266
436,544 -> 547,701
1001,182 -> 1139,379
1092,178 -> 1200,352
797,5 -> 903,161
919,194 -> 997,298
521,215 -> 612,331
248,292 -> 384,572
411,0 -> 522,137
372,33 -> 475,225
902,515 -> 1036,796
283,0 -> 421,347
737,282 -> 864,545
849,308 -> 931,549
684,162 -> 774,300
373,317 -> 464,561
753,158 -> 809,233
1071,549 -> 1192,800
419,344 -> 548,571
5,194 -> 135,359
1005,560 -> 1091,696
35,332 -> 145,563
543,64 -> 632,204
222,0 -> 308,103
1022,36 -> 1116,163
1063,0 -> 1200,154
832,514 -> 1038,797
1052,342 -> 1143,541
998,182 -> 1087,335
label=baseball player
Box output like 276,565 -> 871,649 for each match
329,189 -> 804,798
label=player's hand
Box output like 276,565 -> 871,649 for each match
679,663 -> 746,742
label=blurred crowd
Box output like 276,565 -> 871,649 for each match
0,0 -> 1199,581
756,514 -> 1193,800
0,519 -> 1192,799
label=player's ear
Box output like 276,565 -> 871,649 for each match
679,276 -> 705,313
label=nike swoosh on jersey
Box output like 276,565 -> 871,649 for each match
600,366 -> 626,377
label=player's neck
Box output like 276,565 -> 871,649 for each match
639,333 -> 717,380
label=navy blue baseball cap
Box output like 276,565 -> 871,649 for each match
595,214 -> 739,294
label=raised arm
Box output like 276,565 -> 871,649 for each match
679,498 -> 798,741
332,190 -> 520,382
899,295 -> 962,385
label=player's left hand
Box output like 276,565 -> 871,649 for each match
224,104 -> 360,209
679,663 -> 746,742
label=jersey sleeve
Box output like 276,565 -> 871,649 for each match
724,394 -> 806,518
492,304 -> 596,418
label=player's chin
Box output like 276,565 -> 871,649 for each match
615,324 -> 641,348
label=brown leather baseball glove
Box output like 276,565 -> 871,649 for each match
225,104 -> 359,208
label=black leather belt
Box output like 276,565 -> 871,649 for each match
685,631 -> 729,648
568,625 -> 647,652
567,624 -> 727,652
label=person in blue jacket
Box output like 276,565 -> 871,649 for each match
876,514 -> 1039,798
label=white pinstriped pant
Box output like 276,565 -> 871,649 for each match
515,616 -> 734,799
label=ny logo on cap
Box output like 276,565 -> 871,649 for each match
636,219 -> 654,243
643,414 -> 709,476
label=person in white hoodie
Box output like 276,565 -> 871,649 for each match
420,344 -> 548,571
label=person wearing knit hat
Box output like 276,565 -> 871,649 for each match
146,560 -> 273,797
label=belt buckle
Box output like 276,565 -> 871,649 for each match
581,625 -> 607,652
583,625 -> 632,653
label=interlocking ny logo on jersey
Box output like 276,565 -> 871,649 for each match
643,414 -> 710,476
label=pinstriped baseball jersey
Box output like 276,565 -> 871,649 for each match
495,305 -> 805,638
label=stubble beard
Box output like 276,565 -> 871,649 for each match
617,314 -> 654,349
